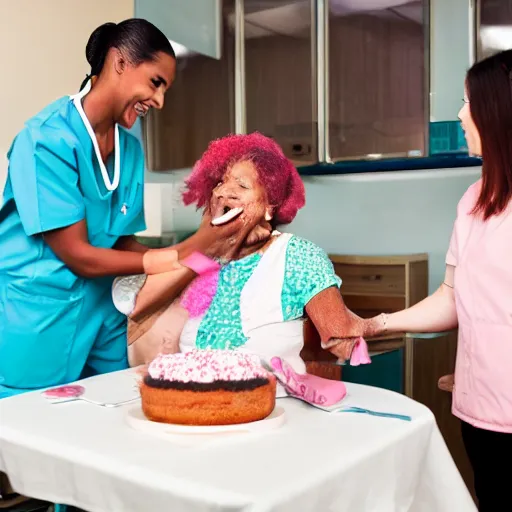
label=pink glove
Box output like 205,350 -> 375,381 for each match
270,357 -> 347,406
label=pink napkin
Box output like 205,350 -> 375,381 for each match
350,337 -> 371,366
270,357 -> 347,406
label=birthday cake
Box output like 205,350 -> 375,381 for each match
140,349 -> 276,425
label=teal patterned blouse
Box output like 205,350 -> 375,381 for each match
195,235 -> 341,350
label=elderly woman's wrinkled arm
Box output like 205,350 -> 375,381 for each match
304,287 -> 368,362
129,265 -> 196,322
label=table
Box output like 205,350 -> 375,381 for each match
0,370 -> 476,512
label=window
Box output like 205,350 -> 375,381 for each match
143,1 -> 235,171
244,0 -> 316,166
328,0 -> 427,162
142,0 -> 434,172
477,0 -> 512,61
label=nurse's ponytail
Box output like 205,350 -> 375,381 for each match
86,22 -> 118,76
80,19 -> 175,91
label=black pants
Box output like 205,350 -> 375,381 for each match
461,421 -> 512,511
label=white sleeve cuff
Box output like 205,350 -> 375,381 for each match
112,274 -> 147,316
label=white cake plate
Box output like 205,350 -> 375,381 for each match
125,405 -> 286,441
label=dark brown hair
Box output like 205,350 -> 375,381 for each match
467,49 -> 512,219
80,19 -> 175,90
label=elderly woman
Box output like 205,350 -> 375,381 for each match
113,133 -> 368,379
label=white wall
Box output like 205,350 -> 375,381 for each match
289,167 -> 481,292
0,0 -> 134,193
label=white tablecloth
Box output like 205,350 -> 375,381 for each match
0,370 -> 475,512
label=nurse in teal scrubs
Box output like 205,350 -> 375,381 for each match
0,19 -> 249,399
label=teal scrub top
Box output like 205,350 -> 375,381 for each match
0,89 -> 146,397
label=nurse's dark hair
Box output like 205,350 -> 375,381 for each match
466,49 -> 512,219
80,18 -> 175,90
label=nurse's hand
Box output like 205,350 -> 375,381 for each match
142,248 -> 182,275
143,206 -> 273,274
196,206 -> 272,261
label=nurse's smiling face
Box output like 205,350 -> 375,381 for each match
115,51 -> 176,129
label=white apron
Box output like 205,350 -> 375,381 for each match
180,234 -> 307,395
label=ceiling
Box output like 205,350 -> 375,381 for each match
175,0 -> 423,56
235,0 -> 423,39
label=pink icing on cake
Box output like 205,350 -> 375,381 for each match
148,349 -> 270,383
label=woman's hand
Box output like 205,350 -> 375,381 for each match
141,204 -> 272,273
195,205 -> 272,261
142,248 -> 181,275
245,220 -> 273,247
325,338 -> 359,361
438,374 -> 455,393
305,288 -> 370,363
321,314 -> 387,362
362,314 -> 387,338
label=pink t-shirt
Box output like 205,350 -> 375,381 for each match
448,179 -> 512,432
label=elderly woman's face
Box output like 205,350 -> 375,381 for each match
210,160 -> 271,224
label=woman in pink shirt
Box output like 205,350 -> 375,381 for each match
348,49 -> 512,511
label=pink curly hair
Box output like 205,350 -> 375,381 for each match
182,133 -> 305,225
